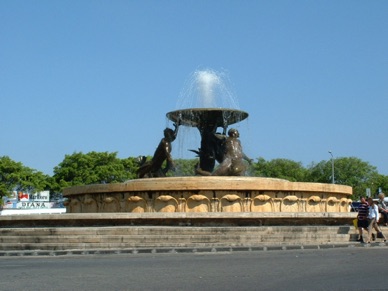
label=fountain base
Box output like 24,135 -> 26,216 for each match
63,177 -> 352,214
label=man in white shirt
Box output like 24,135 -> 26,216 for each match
366,198 -> 386,243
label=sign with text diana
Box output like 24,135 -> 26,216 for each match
17,201 -> 55,209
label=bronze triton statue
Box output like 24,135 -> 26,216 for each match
195,128 -> 252,176
137,123 -> 179,178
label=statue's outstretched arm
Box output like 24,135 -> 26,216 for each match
173,122 -> 180,139
243,153 -> 253,164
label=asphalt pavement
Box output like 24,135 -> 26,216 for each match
0,244 -> 387,291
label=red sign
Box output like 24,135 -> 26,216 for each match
18,192 -> 29,201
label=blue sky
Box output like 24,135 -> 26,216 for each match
1,0 -> 387,176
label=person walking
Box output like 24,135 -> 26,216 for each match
377,193 -> 388,226
366,198 -> 386,243
356,197 -> 369,243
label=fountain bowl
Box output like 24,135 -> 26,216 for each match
166,108 -> 248,128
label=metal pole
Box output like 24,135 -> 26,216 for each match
328,151 -> 334,184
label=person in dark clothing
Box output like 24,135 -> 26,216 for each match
377,193 -> 388,226
357,197 -> 369,243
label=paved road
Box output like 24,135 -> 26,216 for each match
0,246 -> 386,291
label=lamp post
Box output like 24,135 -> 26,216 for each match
328,151 -> 334,184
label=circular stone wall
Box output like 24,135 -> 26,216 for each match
63,177 -> 353,214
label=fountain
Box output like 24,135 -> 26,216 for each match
63,70 -> 352,220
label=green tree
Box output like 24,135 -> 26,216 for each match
252,157 -> 307,181
52,151 -> 138,191
0,156 -> 52,201
307,157 -> 378,200
369,174 -> 388,197
169,159 -> 198,176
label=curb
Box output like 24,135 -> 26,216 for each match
1,242 -> 387,257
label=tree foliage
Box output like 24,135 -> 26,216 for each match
169,159 -> 198,177
307,157 -> 378,199
52,151 -> 138,191
253,157 -> 308,182
372,174 -> 388,196
0,156 -> 51,200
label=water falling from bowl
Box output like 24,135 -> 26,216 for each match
176,69 -> 240,110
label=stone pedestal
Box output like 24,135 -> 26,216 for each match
63,177 -> 353,214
